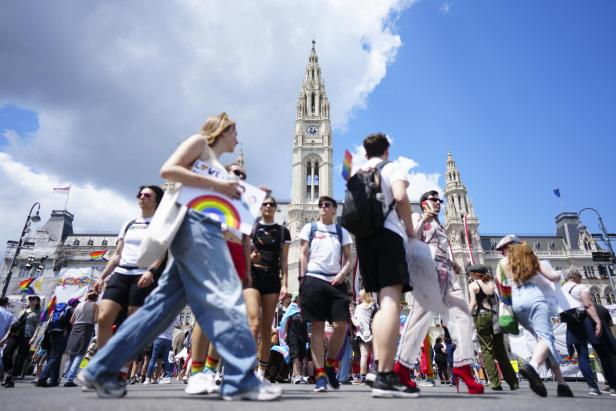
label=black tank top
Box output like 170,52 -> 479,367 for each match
474,281 -> 491,315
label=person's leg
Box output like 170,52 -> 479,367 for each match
443,286 -> 475,368
160,338 -> 173,377
593,344 -> 616,390
12,337 -> 31,378
574,343 -> 598,389
257,293 -> 279,375
373,285 -> 402,373
310,321 -> 326,372
146,338 -> 162,379
492,332 -> 518,388
396,298 -> 431,368
84,261 -> 188,383
359,342 -> 370,375
97,299 -> 123,348
475,314 -> 500,388
2,337 -> 18,378
243,288 -> 262,340
39,333 -> 63,384
65,354 -> 84,383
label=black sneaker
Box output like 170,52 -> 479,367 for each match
519,365 -> 547,397
371,372 -> 420,398
3,377 -> 15,388
325,367 -> 340,390
557,384 -> 574,397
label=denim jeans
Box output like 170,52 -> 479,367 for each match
84,210 -> 260,396
337,334 -> 352,382
40,332 -> 68,384
65,354 -> 84,383
146,337 -> 172,378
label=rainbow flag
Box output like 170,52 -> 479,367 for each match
341,149 -> 352,181
18,278 -> 36,295
90,249 -> 107,259
495,279 -> 512,305
40,294 -> 57,322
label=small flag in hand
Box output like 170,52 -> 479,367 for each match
342,149 -> 352,181
553,188 -> 561,198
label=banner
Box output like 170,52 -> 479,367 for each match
53,267 -> 99,304
177,160 -> 266,238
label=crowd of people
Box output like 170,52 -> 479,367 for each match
1,114 -> 615,401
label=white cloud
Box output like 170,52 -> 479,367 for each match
0,0 -> 419,250
0,152 -> 135,253
439,2 -> 453,15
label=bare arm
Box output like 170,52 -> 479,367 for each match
241,234 -> 251,287
279,243 -> 290,298
331,244 -> 353,286
539,264 -> 562,282
299,240 -> 309,279
160,134 -> 240,199
95,239 -> 124,293
579,290 -> 602,336
468,282 -> 478,313
391,180 -> 414,239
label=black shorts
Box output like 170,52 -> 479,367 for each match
288,339 -> 307,361
355,228 -> 411,293
102,272 -> 156,308
247,267 -> 281,295
299,276 -> 350,323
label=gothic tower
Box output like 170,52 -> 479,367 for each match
444,152 -> 484,279
288,40 -> 333,237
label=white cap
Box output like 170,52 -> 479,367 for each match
495,234 -> 521,251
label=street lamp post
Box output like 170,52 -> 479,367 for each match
578,207 -> 616,292
1,202 -> 41,298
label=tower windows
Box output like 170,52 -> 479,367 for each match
311,93 -> 315,115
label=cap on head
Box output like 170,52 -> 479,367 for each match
495,234 -> 521,251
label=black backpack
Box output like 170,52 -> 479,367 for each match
341,160 -> 395,238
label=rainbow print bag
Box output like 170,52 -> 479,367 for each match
495,259 -> 519,335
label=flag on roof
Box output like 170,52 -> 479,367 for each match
90,249 -> 107,259
52,185 -> 71,195
553,188 -> 561,198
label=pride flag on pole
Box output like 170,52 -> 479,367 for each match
40,294 -> 57,322
90,249 -> 107,260
342,149 -> 352,181
18,278 -> 36,295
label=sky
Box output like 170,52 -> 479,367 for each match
1,0 -> 615,253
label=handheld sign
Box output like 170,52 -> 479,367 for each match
177,160 -> 266,237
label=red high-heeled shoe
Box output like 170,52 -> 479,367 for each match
452,365 -> 484,394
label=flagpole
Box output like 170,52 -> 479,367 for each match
64,184 -> 71,211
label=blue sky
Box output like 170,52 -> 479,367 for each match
335,0 -> 616,237
1,0 -> 615,246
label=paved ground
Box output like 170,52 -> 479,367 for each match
2,379 -> 614,411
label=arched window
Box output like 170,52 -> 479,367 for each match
101,239 -> 108,246
87,239 -> 94,246
73,239 -> 80,246
311,93 -> 315,114
589,286 -> 602,305
314,162 -> 319,198
604,287 -> 615,305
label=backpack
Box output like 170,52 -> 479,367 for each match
48,303 -> 71,332
341,160 -> 395,238
9,311 -> 29,337
308,222 -> 343,252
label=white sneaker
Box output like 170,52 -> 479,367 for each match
143,378 -> 151,385
222,383 -> 282,401
159,377 -> 172,384
185,371 -> 219,395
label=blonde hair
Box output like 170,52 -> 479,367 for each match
507,243 -> 540,285
200,112 -> 236,146
359,289 -> 373,305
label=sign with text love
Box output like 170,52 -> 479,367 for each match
177,160 -> 266,237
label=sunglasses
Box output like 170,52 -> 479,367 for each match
137,192 -> 152,199
319,203 -> 333,209
262,202 -> 277,208
230,169 -> 246,180
428,198 -> 443,204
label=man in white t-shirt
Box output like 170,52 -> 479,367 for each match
298,195 -> 353,393
354,133 -> 419,398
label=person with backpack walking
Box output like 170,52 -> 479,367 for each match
394,190 -> 483,395
93,185 -> 165,351
36,297 -> 79,387
245,195 -> 291,380
2,295 -> 40,388
63,291 -> 99,387
467,264 -> 518,391
342,133 -> 418,398
298,195 -> 353,392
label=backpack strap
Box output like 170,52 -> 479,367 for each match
336,224 -> 344,263
121,219 -> 138,238
308,222 -> 318,250
374,160 -> 395,218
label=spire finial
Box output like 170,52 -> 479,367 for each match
312,38 -> 316,48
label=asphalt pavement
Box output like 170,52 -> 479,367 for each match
2,378 -> 614,411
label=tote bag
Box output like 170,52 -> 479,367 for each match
495,259 -> 519,335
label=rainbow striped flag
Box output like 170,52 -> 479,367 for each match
40,295 -> 57,322
18,278 -> 36,295
342,149 -> 352,181
90,249 -> 107,259
420,334 -> 434,378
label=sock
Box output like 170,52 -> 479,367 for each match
191,361 -> 205,375
528,360 -> 539,370
325,358 -> 339,369
258,360 -> 269,376
205,356 -> 219,372
315,367 -> 326,379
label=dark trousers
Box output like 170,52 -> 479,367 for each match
475,312 -> 518,389
2,336 -> 30,377
40,332 -> 67,384
573,342 -> 598,389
